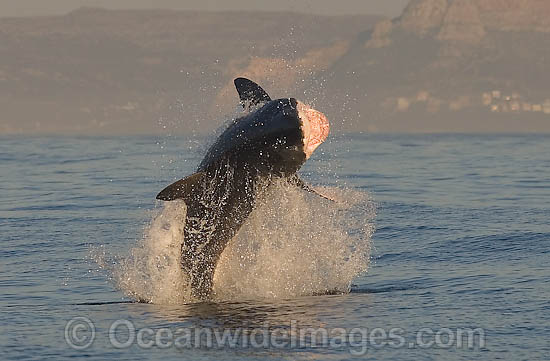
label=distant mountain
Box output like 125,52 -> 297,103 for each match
315,0 -> 550,132
2,2 -> 550,135
0,8 -> 381,134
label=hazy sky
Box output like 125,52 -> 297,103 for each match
1,0 -> 410,17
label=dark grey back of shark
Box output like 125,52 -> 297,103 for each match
156,78 -> 330,300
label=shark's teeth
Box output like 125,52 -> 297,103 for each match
297,101 -> 330,159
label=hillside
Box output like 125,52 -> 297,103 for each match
315,0 -> 550,132
2,1 -> 550,134
0,8 -> 381,134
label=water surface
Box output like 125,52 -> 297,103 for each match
1,134 -> 549,360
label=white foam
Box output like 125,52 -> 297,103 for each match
94,201 -> 191,304
213,179 -> 375,300
95,180 -> 375,304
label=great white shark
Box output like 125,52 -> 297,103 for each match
156,78 -> 330,300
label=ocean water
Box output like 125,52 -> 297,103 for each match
1,134 -> 549,360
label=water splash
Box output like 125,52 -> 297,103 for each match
93,201 -> 191,304
95,180 -> 374,304
214,179 -> 375,300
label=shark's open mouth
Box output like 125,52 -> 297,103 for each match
297,101 -> 330,159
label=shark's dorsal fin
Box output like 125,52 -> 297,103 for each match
156,172 -> 206,202
234,77 -> 271,110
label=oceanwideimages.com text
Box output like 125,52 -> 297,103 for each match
65,317 -> 486,355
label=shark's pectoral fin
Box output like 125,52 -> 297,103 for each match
156,172 -> 206,202
234,77 -> 271,110
293,176 -> 337,202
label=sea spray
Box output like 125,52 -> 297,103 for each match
95,180 -> 374,303
213,179 -> 375,300
94,201 -> 192,304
